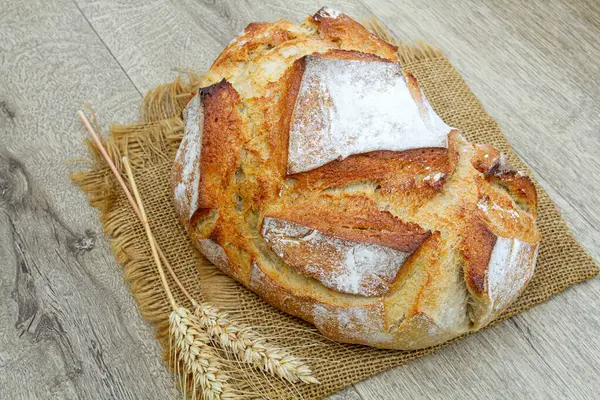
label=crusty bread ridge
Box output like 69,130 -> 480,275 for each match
171,8 -> 540,349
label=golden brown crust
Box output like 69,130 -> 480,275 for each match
290,148 -> 451,194
462,217 -> 497,295
248,260 -> 320,323
266,194 -> 429,253
491,171 -> 538,217
470,144 -> 538,216
187,208 -> 218,245
311,8 -> 398,61
267,58 -> 305,179
197,80 -> 244,208
384,232 -> 471,349
247,259 -> 392,345
477,188 -> 539,244
316,49 -> 391,62
172,9 -> 541,350
460,212 -> 539,328
447,130 -> 464,171
404,72 -> 425,107
210,21 -> 297,73
471,144 -> 502,176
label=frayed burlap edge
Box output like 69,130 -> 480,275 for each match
72,21 -> 599,399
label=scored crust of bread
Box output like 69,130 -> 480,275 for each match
171,8 -> 541,350
261,216 -> 421,297
172,80 -> 244,222
286,52 -> 451,174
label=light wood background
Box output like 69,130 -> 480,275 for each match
1,0 -> 599,398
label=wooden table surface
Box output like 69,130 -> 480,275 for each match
1,0 -> 599,398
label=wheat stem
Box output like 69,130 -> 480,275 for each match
123,157 -> 235,399
79,111 -> 237,398
122,156 -> 177,308
78,110 -> 318,394
77,110 -> 195,304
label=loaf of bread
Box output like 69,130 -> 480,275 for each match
171,8 -> 540,350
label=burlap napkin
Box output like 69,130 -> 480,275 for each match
72,24 -> 599,399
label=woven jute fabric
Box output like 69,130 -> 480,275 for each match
73,25 -> 599,399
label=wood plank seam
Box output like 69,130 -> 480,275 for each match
70,0 -> 143,97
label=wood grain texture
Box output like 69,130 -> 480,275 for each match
0,0 -> 173,398
0,0 -> 598,399
72,0 -> 370,93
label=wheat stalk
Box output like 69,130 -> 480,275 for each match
121,156 -> 235,399
194,302 -> 319,384
77,110 -> 195,303
77,110 -> 319,395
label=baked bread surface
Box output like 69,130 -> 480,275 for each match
171,8 -> 540,349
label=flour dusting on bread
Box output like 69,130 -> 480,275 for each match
173,94 -> 202,220
171,9 -> 540,350
313,303 -> 394,346
262,217 -> 409,296
479,237 -> 537,325
288,55 -> 452,174
316,7 -> 341,19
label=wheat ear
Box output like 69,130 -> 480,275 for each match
194,302 -> 319,384
171,306 -> 235,400
78,110 -> 318,392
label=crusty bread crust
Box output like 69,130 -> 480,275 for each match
171,8 -> 540,349
290,147 -> 452,194
266,195 -> 430,252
